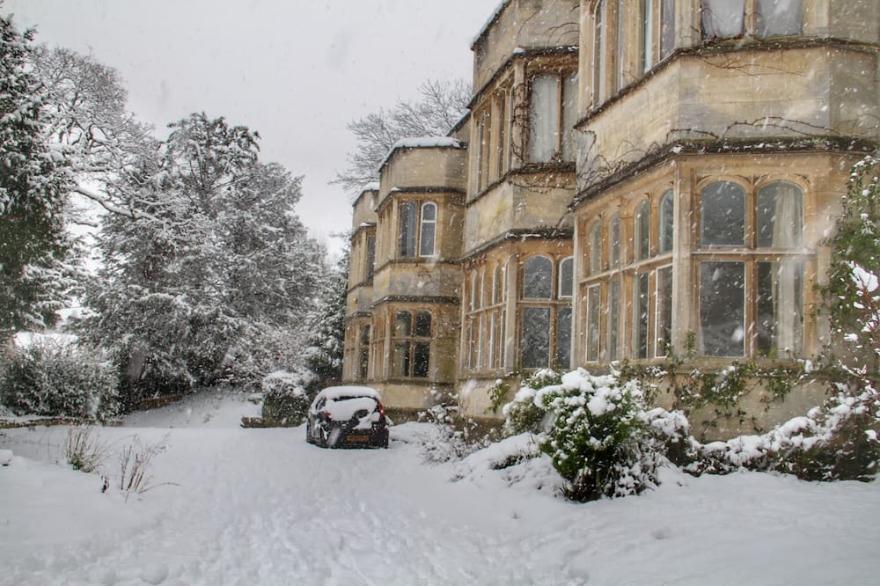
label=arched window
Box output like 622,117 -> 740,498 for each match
398,201 -> 417,257
701,181 -> 746,247
522,256 -> 553,299
635,200 -> 651,260
609,215 -> 621,268
659,190 -> 674,254
589,222 -> 603,275
419,202 -> 437,256
559,257 -> 574,298
757,182 -> 803,249
494,264 -> 505,305
593,0 -> 607,105
756,0 -> 803,38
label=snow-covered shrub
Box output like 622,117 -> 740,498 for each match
416,403 -> 490,463
502,369 -> 563,435
260,370 -> 312,426
504,369 -> 686,502
0,342 -> 119,420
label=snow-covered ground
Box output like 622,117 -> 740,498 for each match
1,392 -> 878,586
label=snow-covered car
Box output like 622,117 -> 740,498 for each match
306,386 -> 389,449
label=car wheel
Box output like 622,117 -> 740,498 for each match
306,422 -> 314,444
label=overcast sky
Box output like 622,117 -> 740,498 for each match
4,0 -> 497,255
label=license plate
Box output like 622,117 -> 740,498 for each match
346,434 -> 370,443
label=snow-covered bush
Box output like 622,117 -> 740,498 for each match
505,369 -> 686,502
0,342 -> 119,421
502,370 -> 562,435
260,370 -> 312,427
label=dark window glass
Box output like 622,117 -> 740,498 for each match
522,256 -> 553,299
366,235 -> 376,279
414,312 -> 432,337
757,261 -> 804,356
701,0 -> 745,40
394,312 -> 411,337
756,0 -> 803,37
757,182 -> 803,248
521,307 -> 551,369
556,306 -> 572,369
659,190 -> 674,253
656,266 -> 673,355
587,286 -> 601,362
637,201 -> 651,260
701,182 -> 746,247
699,262 -> 745,356
610,216 -> 621,268
559,258 -> 574,298
634,273 -> 650,359
398,202 -> 417,257
413,343 -> 430,378
419,203 -> 436,256
661,0 -> 675,58
608,279 -> 621,362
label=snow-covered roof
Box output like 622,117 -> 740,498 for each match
378,137 -> 464,173
471,0 -> 512,48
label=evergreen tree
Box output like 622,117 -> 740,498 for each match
0,15 -> 75,341
83,113 -> 324,405
303,239 -> 349,392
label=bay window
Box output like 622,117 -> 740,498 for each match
701,181 -> 745,247
702,0 -> 803,41
519,256 -> 572,370
699,262 -> 746,357
392,310 -> 432,378
398,200 -> 438,258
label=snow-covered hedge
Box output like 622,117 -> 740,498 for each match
0,342 -> 119,421
504,369 -> 687,502
260,370 -> 312,426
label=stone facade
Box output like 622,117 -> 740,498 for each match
343,0 -> 879,435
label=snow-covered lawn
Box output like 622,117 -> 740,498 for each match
1,393 -> 878,586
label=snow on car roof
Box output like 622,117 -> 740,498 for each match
317,386 -> 381,402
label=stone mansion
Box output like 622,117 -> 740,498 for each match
342,0 -> 879,434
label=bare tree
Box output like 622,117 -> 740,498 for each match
333,78 -> 471,194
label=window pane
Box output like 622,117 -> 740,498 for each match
366,235 -> 376,279
608,279 -> 621,362
360,325 -> 371,346
594,0 -> 607,103
757,182 -> 803,248
394,312 -> 411,337
521,307 -> 551,369
701,0 -> 745,39
616,0 -> 627,89
398,202 -> 417,257
359,348 -> 369,380
701,181 -> 745,247
413,343 -> 430,378
641,0 -> 654,73
523,256 -> 553,299
393,341 -> 411,377
661,0 -> 675,58
656,266 -> 673,356
559,257 -> 574,298
634,273 -> 650,359
757,261 -> 804,356
659,190 -> 674,253
529,75 -> 560,163
587,286 -> 601,362
562,74 -> 578,162
756,0 -> 803,37
699,262 -> 745,356
470,272 -> 479,311
590,223 -> 603,275
556,306 -> 573,369
494,265 -> 504,304
637,201 -> 651,260
414,311 -> 431,337
610,216 -> 621,268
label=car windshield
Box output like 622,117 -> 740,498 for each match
326,396 -> 378,421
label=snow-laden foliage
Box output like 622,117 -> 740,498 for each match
333,79 -> 470,193
0,15 -> 79,338
81,113 -> 325,407
260,369 -> 312,426
0,341 -> 118,421
301,240 -> 348,392
504,369 -> 687,502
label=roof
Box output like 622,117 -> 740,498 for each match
377,137 -> 464,173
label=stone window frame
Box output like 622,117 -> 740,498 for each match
397,198 -> 440,260
692,175 -> 811,358
471,82 -> 514,198
526,69 -> 579,165
390,308 -> 433,379
463,260 -> 508,374
517,254 -> 573,371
